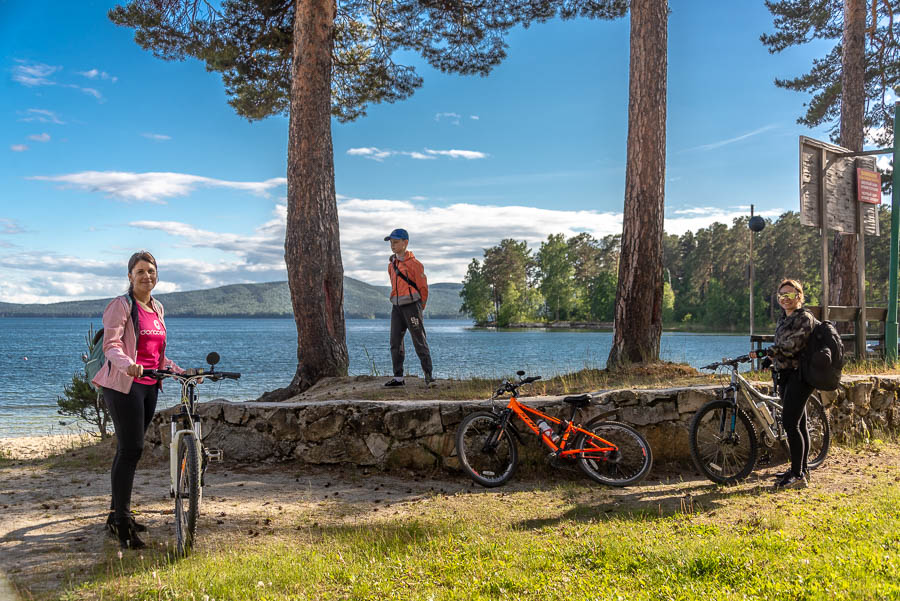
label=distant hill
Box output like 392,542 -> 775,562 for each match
0,278 -> 466,319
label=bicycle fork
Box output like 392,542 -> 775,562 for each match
169,417 -> 225,498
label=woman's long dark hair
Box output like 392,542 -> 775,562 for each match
127,250 -> 158,295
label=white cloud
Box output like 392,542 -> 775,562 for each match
142,133 -> 172,141
664,206 -> 783,235
671,207 -> 718,216
77,68 -> 117,82
435,112 -> 461,125
686,124 -> 778,152
19,109 -> 65,124
12,60 -> 59,86
0,196 -> 789,302
877,155 -> 892,172
424,148 -> 488,160
78,86 -> 102,100
27,133 -> 50,142
470,115 -> 480,120
10,144 -> 28,152
347,147 -> 487,161
12,60 -> 105,100
347,147 -> 394,161
28,171 -> 287,203
0,219 -> 25,235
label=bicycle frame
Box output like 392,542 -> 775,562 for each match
500,396 -> 618,459
725,368 -> 784,447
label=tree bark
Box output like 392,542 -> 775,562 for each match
830,0 -> 866,312
264,0 -> 348,399
607,0 -> 668,368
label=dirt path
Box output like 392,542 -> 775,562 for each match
1,435 -> 898,599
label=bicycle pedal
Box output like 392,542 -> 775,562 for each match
207,448 -> 224,462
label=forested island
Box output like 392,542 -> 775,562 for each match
0,278 -> 464,319
460,209 -> 895,330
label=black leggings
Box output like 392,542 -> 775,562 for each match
103,383 -> 158,522
778,369 -> 814,477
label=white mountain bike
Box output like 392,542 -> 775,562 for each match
145,352 -> 240,555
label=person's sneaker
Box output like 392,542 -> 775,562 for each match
424,375 -> 436,387
773,472 -> 808,491
384,378 -> 405,387
773,468 -> 810,482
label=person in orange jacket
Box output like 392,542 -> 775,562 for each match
384,228 -> 434,387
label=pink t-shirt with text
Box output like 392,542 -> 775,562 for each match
134,303 -> 166,385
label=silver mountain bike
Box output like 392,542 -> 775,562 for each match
689,354 -> 831,485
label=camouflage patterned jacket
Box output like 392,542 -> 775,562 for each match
770,307 -> 816,370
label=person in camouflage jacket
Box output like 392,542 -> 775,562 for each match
751,278 -> 815,491
770,300 -> 816,370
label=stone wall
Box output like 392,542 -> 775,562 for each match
145,375 -> 900,472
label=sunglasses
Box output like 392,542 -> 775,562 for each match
778,292 -> 800,300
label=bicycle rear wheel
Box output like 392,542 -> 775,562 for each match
175,431 -> 201,555
455,411 -> 518,487
806,393 -> 831,469
575,419 -> 652,487
689,400 -> 758,484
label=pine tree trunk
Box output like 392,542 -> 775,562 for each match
264,0 -> 348,399
830,0 -> 866,314
607,0 -> 668,368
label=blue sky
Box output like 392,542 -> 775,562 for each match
0,1 -> 875,303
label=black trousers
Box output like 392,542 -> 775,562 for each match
103,382 -> 158,522
777,369 -> 814,477
390,302 -> 432,377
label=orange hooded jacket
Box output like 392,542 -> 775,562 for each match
388,251 -> 428,309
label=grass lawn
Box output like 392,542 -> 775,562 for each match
62,446 -> 900,601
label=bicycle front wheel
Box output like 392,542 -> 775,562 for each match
175,431 -> 202,555
455,411 -> 518,487
575,419 -> 653,487
806,393 -> 831,469
689,400 -> 758,484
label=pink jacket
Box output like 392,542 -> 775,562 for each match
91,295 -> 181,394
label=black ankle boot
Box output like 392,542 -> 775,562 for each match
107,511 -> 148,535
116,518 -> 146,550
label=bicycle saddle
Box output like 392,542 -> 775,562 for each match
562,394 -> 592,407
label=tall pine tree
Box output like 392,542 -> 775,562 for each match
607,0 -> 669,367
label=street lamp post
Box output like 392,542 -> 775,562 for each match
748,205 -> 766,365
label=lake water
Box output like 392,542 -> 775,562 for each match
0,318 -> 755,437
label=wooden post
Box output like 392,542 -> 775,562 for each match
887,103 -> 900,364
819,147 -> 830,322
855,170 -> 867,358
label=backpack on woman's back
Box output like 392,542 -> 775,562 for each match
800,317 -> 844,391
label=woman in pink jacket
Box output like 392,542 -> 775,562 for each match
92,250 -> 181,549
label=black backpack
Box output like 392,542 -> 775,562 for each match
800,318 -> 844,391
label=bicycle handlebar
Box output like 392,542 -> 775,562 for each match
700,354 -> 752,371
144,368 -> 241,382
493,374 -> 542,397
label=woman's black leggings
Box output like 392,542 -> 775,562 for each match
778,369 -> 814,477
103,383 -> 158,522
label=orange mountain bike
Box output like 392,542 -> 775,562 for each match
455,371 -> 653,487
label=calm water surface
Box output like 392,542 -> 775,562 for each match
0,318 -> 754,437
